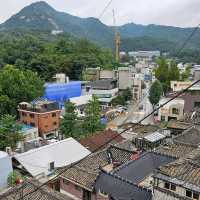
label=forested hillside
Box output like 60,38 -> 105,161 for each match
0,31 -> 115,80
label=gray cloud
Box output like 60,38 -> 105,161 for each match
0,0 -> 200,27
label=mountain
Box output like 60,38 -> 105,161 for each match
1,1 -> 200,50
0,1 -> 114,46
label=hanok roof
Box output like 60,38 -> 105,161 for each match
60,146 -> 133,191
113,152 -> 175,184
155,143 -> 197,159
95,171 -> 152,200
167,120 -> 191,130
155,148 -> 200,192
174,126 -> 200,147
79,129 -> 124,152
14,138 -> 90,177
0,180 -> 72,200
114,140 -> 137,152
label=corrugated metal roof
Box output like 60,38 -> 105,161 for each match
14,138 -> 90,177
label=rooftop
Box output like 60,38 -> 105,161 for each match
95,171 -> 152,200
155,148 -> 200,191
18,99 -> 60,113
174,126 -> 200,147
155,143 -> 197,159
0,179 -> 72,200
60,145 -> 134,191
79,129 -> 124,152
113,152 -> 175,185
167,120 -> 191,130
13,138 -> 90,177
88,79 -> 117,90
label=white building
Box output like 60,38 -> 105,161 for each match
158,98 -> 185,122
129,50 -> 160,61
70,95 -> 92,117
0,151 -> 13,189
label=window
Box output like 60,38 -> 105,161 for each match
161,116 -> 165,121
22,112 -> 27,117
53,122 -> 57,126
170,184 -> 176,191
75,185 -> 82,192
164,182 -> 176,191
186,190 -> 199,199
172,108 -> 179,115
193,192 -> 199,200
194,101 -> 200,108
30,113 -> 35,118
186,190 -> 192,198
30,122 -> 35,127
52,113 -> 56,117
49,162 -> 54,171
63,179 -> 69,185
164,182 -> 170,190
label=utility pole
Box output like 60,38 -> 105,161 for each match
113,9 -> 120,62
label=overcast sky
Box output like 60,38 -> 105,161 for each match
0,0 -> 200,27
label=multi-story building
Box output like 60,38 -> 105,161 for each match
132,78 -> 142,102
18,100 -> 61,139
128,50 -> 160,61
118,67 -> 132,90
158,98 -> 185,122
84,79 -> 118,109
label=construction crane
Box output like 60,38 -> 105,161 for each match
113,9 -> 120,62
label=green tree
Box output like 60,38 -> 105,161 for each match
0,65 -> 44,115
181,66 -> 191,81
149,80 -> 163,107
168,61 -> 180,81
122,88 -> 133,102
155,57 -> 169,93
111,95 -> 126,106
60,101 -> 77,138
83,95 -> 102,134
0,115 -> 24,150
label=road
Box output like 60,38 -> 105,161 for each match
107,82 -> 154,128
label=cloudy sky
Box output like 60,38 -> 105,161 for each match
0,0 -> 200,27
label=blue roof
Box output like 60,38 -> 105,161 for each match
43,81 -> 82,105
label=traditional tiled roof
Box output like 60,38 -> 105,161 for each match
157,148 -> 200,190
112,152 -> 175,184
60,146 -> 133,191
0,180 -> 72,200
174,126 -> 200,147
114,140 -> 137,152
95,171 -> 152,200
79,129 -> 124,152
167,120 -> 191,130
155,144 -> 197,159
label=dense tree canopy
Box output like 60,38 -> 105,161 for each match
149,80 -> 163,107
0,115 -> 24,150
60,101 -> 78,138
0,65 -> 44,115
155,57 -> 181,93
0,32 -> 116,80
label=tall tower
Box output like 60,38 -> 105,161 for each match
113,10 -> 120,62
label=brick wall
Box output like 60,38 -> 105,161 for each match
19,110 -> 61,137
60,178 -> 109,200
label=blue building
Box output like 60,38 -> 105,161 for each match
43,81 -> 82,107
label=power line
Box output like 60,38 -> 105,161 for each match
175,24 -> 200,56
17,78 -> 200,200
99,0 -> 113,19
